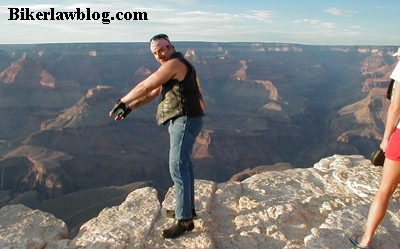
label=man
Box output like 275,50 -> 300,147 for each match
109,34 -> 205,239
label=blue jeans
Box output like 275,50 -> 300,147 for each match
168,116 -> 203,219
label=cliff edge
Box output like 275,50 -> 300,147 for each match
1,154 -> 399,249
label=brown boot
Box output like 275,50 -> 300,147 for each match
161,219 -> 194,238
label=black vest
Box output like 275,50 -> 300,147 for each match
156,52 -> 205,125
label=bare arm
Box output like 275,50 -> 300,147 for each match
381,80 -> 400,152
128,87 -> 160,109
109,57 -> 186,121
120,59 -> 183,104
113,87 -> 160,121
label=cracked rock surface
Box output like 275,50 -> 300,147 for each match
1,154 -> 400,249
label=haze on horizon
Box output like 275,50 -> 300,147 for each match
0,0 -> 399,46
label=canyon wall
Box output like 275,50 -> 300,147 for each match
0,43 -> 398,232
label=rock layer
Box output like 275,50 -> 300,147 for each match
1,154 -> 400,249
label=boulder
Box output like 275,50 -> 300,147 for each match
0,204 -> 68,249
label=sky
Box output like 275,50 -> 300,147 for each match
0,0 -> 399,45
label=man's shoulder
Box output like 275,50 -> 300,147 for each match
165,56 -> 186,67
158,56 -> 187,80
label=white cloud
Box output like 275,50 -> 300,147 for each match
240,10 -> 278,22
293,19 -> 320,25
321,22 -> 339,29
160,11 -> 239,25
350,25 -> 362,29
162,0 -> 198,4
324,7 -> 357,16
293,19 -> 307,24
349,25 -> 376,33
294,19 -> 332,27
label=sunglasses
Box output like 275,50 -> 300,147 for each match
149,34 -> 171,47
150,34 -> 169,42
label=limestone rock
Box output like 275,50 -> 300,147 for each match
209,154 -> 399,249
72,187 -> 160,248
0,204 -> 68,249
144,179 -> 217,249
1,155 -> 400,249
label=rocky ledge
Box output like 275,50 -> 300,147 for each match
1,154 -> 399,249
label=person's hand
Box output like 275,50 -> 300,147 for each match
109,100 -> 126,117
115,107 -> 132,120
380,138 -> 389,153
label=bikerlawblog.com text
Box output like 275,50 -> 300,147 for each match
8,7 -> 148,24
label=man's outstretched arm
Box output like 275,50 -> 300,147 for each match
120,60 -> 179,104
113,87 -> 160,121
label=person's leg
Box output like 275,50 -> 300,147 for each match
392,183 -> 400,198
186,117 -> 203,210
162,116 -> 203,238
168,116 -> 191,219
168,116 -> 203,219
354,158 -> 400,247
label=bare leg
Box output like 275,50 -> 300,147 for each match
392,182 -> 400,198
356,158 -> 400,247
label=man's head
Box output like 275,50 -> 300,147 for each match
149,34 -> 175,63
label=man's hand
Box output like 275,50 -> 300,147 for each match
115,107 -> 132,120
109,100 -> 126,117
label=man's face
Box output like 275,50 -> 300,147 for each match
152,45 -> 174,64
